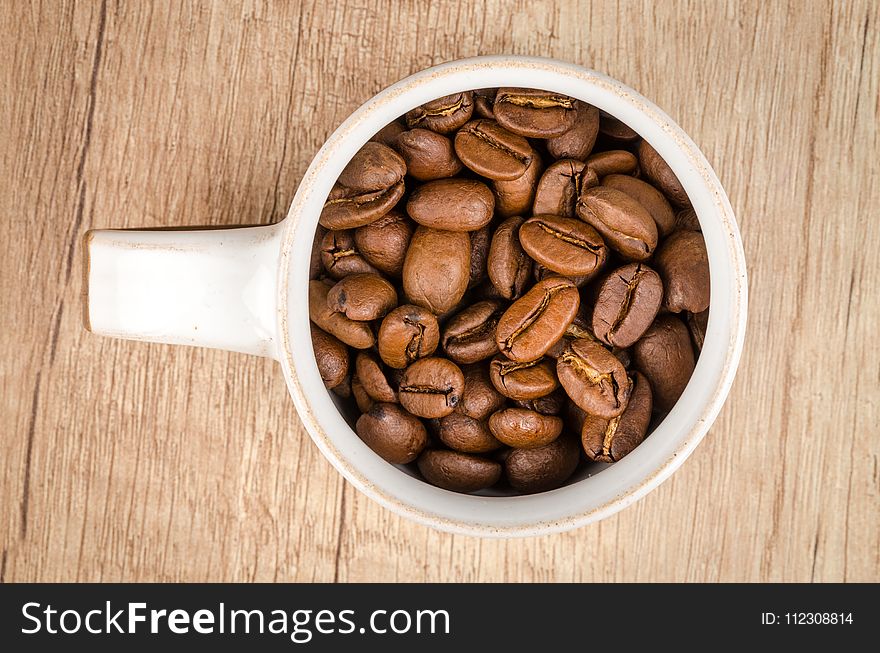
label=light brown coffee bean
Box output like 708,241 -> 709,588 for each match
356,402 -> 428,464
403,227 -> 470,314
398,357 -> 465,419
505,434 -> 580,493
355,351 -> 398,403
496,277 -> 580,362
533,159 -> 598,218
309,280 -> 374,349
406,92 -> 474,134
327,273 -> 397,321
603,173 -> 676,236
489,408 -> 563,449
353,211 -> 413,278
592,263 -> 663,348
581,371 -> 653,462
395,128 -> 462,181
494,88 -> 577,138
406,178 -> 495,231
457,365 -> 506,420
454,119 -> 534,180
442,300 -> 504,364
654,229 -> 710,313
519,215 -> 607,277
377,305 -> 440,369
488,356 -> 559,400
439,412 -> 503,453
687,309 -> 709,352
638,140 -> 690,207
320,229 -> 380,280
632,314 -> 695,412
320,142 -> 406,229
576,186 -> 658,261
556,338 -> 632,418
417,450 -> 501,493
585,149 -> 638,177
310,324 -> 349,389
547,100 -> 600,160
487,216 -> 533,300
492,152 -> 542,217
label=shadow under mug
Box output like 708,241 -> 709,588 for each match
84,55 -> 748,537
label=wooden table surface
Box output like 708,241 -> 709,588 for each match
1,0 -> 877,583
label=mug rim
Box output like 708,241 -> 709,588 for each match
276,55 -> 748,537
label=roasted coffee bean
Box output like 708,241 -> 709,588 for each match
687,309 -> 709,352
505,434 -> 580,493
577,186 -> 658,261
320,229 -> 380,280
597,112 -> 639,143
638,140 -> 690,207
457,365 -> 506,420
417,449 -> 501,493
398,357 -> 465,418
557,338 -> 632,418
395,128 -> 462,181
356,402 -> 428,464
492,152 -> 542,217
327,273 -> 397,321
454,119 -> 534,180
533,263 -> 593,289
331,374 -> 352,399
320,142 -> 406,229
547,100 -> 600,160
351,375 -> 374,413
468,225 -> 491,288
309,280 -> 374,349
675,207 -> 701,232
632,315 -> 695,412
487,216 -> 533,299
403,227 -> 470,314
439,412 -> 503,453
585,149 -> 638,177
310,324 -> 349,389
533,159 -> 598,218
355,351 -> 398,403
496,277 -> 580,362
442,300 -> 504,364
353,211 -> 413,277
654,229 -> 710,313
310,226 -> 326,279
581,371 -> 652,462
370,120 -> 406,149
603,173 -> 676,236
489,356 -> 558,400
519,215 -> 607,277
513,386 -> 566,415
494,88 -> 577,138
489,408 -> 563,449
592,263 -> 663,348
406,92 -> 474,134
378,304 -> 440,369
406,178 -> 495,231
473,88 -> 497,118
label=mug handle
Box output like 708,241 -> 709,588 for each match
83,223 -> 283,359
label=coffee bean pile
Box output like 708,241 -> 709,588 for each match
309,88 -> 710,495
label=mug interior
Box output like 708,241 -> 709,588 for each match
278,56 -> 747,536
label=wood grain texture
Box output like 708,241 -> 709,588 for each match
1,0 -> 877,582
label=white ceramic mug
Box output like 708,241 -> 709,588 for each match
84,55 -> 748,536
